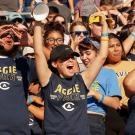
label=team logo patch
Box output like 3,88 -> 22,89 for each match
0,81 -> 10,90
62,102 -> 75,111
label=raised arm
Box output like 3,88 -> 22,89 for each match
123,68 -> 135,98
81,13 -> 108,88
108,9 -> 127,25
34,22 -> 52,87
123,27 -> 135,55
18,0 -> 24,13
114,0 -> 133,8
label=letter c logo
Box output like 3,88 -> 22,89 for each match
0,82 -> 10,90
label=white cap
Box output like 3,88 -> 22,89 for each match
23,47 -> 34,56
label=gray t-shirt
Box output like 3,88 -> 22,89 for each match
0,0 -> 18,11
48,1 -> 71,23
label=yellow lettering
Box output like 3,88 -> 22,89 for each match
67,88 -> 72,95
54,84 -> 62,93
13,66 -> 17,74
0,66 -> 17,74
3,67 -> 8,74
62,88 -> 66,95
75,84 -> 80,93
54,84 -> 80,96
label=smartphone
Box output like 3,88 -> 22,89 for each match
89,16 -> 100,24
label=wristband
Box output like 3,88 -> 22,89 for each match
99,95 -> 105,104
101,37 -> 109,41
27,95 -> 33,105
101,33 -> 108,37
130,33 -> 135,38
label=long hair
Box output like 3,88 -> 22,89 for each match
105,33 -> 127,64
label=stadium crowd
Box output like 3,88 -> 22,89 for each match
0,0 -> 135,135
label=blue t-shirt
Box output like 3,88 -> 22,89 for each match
42,73 -> 90,135
87,67 -> 121,115
0,57 -> 30,134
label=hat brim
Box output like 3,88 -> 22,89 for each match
58,51 -> 79,61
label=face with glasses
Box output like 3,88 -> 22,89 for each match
71,25 -> 89,42
45,31 -> 64,50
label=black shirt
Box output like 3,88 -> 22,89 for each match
42,73 -> 90,135
0,57 -> 30,135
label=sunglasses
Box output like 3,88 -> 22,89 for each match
60,21 -> 66,25
71,31 -> 89,36
59,54 -> 76,62
93,22 -> 102,26
55,21 -> 66,25
0,32 -> 15,39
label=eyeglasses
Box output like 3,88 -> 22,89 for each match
55,21 -> 66,25
61,21 -> 66,25
71,31 -> 89,36
46,38 -> 64,45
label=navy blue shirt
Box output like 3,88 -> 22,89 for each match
0,57 -> 30,135
42,73 -> 90,135
125,95 -> 135,135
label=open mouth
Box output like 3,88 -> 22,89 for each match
66,65 -> 74,70
5,40 -> 13,45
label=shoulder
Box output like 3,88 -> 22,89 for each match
99,67 -> 115,75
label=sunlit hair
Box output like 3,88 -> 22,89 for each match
70,21 -> 90,34
43,22 -> 65,44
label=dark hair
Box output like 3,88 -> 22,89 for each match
49,6 -> 59,14
118,7 -> 132,14
107,33 -> 127,62
79,37 -> 100,52
100,1 -> 113,5
131,0 -> 135,7
53,14 -> 66,22
43,22 -> 65,45
127,13 -> 135,24
0,21 -> 14,26
119,24 -> 135,41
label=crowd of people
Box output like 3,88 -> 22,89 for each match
0,0 -> 135,135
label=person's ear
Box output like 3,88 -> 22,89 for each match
51,61 -> 57,68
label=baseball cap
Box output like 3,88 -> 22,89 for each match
50,45 -> 79,62
89,15 -> 113,26
8,13 -> 23,23
23,47 -> 34,56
